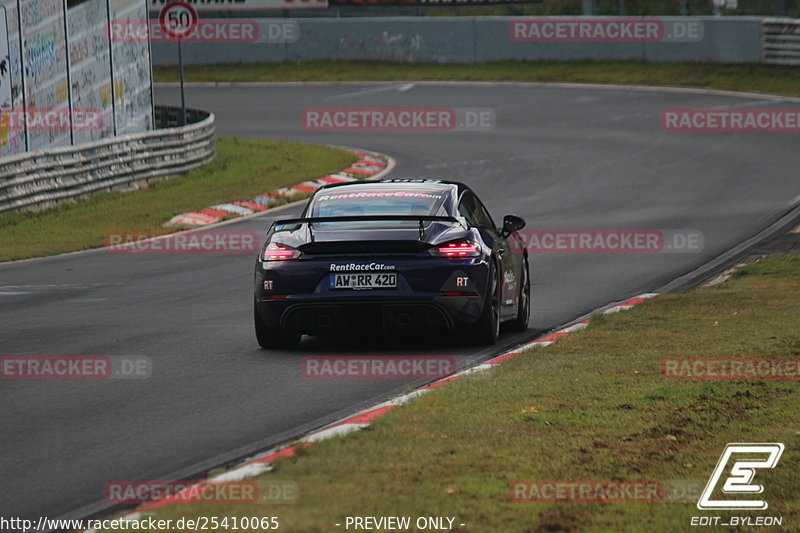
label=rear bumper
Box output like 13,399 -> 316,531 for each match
254,255 -> 490,335
256,295 -> 483,335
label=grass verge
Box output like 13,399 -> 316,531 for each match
140,254 -> 800,532
153,60 -> 800,98
0,137 -> 354,262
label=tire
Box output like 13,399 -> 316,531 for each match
506,256 -> 530,333
472,260 -> 501,345
254,301 -> 300,349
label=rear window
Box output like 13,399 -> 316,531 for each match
312,190 -> 444,216
309,189 -> 447,228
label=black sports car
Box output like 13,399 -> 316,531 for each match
254,179 -> 529,348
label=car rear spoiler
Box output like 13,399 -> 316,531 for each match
272,215 -> 466,241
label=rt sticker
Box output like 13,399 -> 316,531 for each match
441,270 -> 476,292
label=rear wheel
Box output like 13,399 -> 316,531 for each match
472,261 -> 501,345
506,257 -> 530,333
254,301 -> 300,349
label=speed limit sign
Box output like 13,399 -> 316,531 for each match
159,1 -> 198,41
160,1 -> 198,126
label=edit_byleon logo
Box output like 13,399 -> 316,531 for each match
697,443 -> 784,511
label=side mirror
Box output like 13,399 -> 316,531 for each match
502,214 -> 526,236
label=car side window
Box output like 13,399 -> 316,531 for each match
458,192 -> 479,227
458,192 -> 495,230
473,197 -> 496,230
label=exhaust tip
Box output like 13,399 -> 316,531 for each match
314,313 -> 332,329
395,312 -> 413,328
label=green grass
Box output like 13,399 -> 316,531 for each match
134,254 -> 800,532
154,61 -> 800,98
0,137 -> 354,262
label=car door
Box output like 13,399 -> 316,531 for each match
458,191 -> 517,318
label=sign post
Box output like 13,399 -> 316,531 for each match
159,1 -> 198,125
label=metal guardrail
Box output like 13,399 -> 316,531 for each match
0,106 -> 215,214
763,18 -> 800,65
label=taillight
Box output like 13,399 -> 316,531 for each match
429,240 -> 481,258
262,242 -> 301,261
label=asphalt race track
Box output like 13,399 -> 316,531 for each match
2,82 -> 799,522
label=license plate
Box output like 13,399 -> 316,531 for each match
331,272 -> 397,290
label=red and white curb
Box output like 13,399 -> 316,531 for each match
88,293 -> 657,527
164,150 -> 387,228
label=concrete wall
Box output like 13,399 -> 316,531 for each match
151,16 -> 765,65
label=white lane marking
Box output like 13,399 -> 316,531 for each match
714,100 -> 775,109
603,305 -> 633,314
210,462 -> 272,482
303,423 -> 368,443
0,284 -> 94,295
0,284 -> 88,288
324,83 -> 414,101
558,322 -> 589,333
